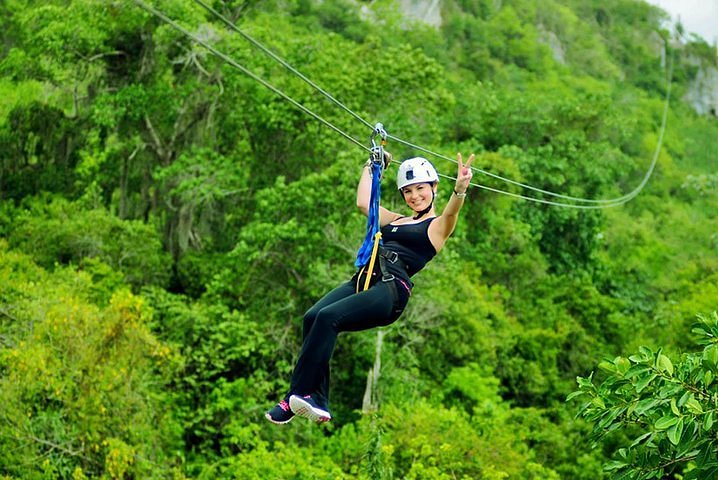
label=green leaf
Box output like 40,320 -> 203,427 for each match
667,418 -> 684,445
635,373 -> 658,393
566,390 -> 585,402
704,411 -> 714,431
577,374 -> 597,389
598,406 -> 626,429
615,357 -> 631,375
655,415 -> 679,430
604,460 -> 628,472
626,400 -> 637,418
686,397 -> 704,415
598,360 -> 617,373
634,397 -> 661,415
629,431 -> 653,448
686,465 -> 718,480
639,346 -> 654,357
657,354 -> 674,375
624,365 -> 651,379
658,383 -> 683,398
703,345 -> 718,370
692,327 -> 708,337
671,398 -> 681,416
695,444 -> 714,468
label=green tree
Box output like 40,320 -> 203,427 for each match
0,243 -> 182,478
571,312 -> 718,479
6,195 -> 171,290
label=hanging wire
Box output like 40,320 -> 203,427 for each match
190,0 -> 674,208
135,0 -> 673,209
192,0 -> 375,131
390,136 -> 623,205
132,0 -> 370,153
400,45 -> 674,208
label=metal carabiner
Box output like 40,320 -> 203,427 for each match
369,122 -> 388,167
372,122 -> 387,144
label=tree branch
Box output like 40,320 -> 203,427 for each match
0,306 -> 18,322
144,114 -> 166,161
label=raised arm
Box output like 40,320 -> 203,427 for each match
356,153 -> 401,226
429,153 -> 474,250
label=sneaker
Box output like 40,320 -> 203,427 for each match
265,399 -> 294,424
289,394 -> 332,423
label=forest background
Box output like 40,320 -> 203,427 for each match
0,0 -> 717,478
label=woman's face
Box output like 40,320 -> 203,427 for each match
401,183 -> 436,213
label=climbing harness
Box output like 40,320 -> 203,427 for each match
354,248 -> 407,311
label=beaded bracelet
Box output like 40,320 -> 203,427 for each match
453,189 -> 467,199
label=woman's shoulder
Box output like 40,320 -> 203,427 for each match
379,207 -> 405,227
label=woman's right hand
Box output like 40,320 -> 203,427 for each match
382,151 -> 393,169
366,150 -> 392,169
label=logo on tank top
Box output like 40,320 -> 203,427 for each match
392,227 -> 398,232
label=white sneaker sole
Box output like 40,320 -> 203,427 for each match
289,395 -> 332,423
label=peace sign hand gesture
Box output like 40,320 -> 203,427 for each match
455,153 -> 474,194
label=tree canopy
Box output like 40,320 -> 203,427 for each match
0,0 -> 716,478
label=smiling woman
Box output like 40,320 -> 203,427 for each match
265,151 -> 474,424
396,157 -> 440,220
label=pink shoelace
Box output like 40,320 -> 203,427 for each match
278,400 -> 290,411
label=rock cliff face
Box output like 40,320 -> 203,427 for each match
390,1 -> 717,117
536,25 -> 566,65
684,61 -> 718,117
396,0 -> 442,27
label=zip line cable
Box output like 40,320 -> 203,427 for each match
132,0 -> 370,154
192,0 -> 618,205
398,48 -> 674,207
390,135 -> 624,205
135,0 -> 672,209
190,0 -> 674,208
192,0 -> 376,131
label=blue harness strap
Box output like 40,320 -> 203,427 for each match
355,159 -> 383,268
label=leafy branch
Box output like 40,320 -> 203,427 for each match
570,312 -> 718,480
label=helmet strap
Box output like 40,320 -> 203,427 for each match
412,189 -> 435,220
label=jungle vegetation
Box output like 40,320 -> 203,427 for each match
0,0 -> 717,478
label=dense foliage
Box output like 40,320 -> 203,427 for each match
573,312 -> 718,480
0,0 -> 716,478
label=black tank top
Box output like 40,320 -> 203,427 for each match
380,217 -> 438,284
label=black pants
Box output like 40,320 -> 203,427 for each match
288,278 -> 410,409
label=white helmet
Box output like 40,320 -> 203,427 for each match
396,157 -> 439,190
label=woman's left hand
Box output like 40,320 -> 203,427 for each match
455,153 -> 474,194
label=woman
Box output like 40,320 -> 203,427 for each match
266,152 -> 474,424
